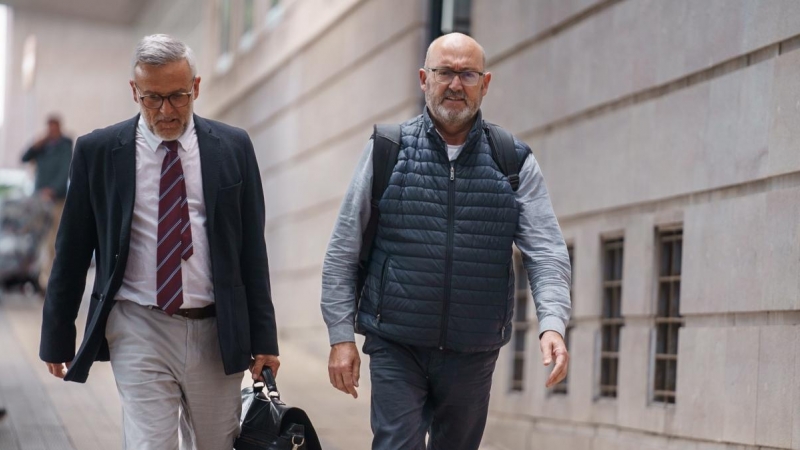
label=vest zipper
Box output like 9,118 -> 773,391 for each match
439,162 -> 456,349
377,256 -> 391,323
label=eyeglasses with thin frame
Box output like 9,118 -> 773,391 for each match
135,79 -> 196,109
424,67 -> 485,87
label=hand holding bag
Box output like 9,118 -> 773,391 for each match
234,368 -> 322,450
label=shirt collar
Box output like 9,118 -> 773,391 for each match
137,115 -> 195,153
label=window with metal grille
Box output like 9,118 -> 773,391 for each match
429,0 -> 473,46
510,250 -> 529,392
653,229 -> 683,404
219,0 -> 232,54
551,244 -> 574,395
266,0 -> 283,28
600,238 -> 623,398
243,0 -> 255,35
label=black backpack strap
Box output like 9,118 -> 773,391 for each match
486,123 -> 520,192
356,124 -> 401,302
370,124 -> 402,214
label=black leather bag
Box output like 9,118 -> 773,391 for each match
234,368 -> 322,450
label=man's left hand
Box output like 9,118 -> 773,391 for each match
250,354 -> 280,381
540,330 -> 569,388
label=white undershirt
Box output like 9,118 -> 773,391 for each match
115,117 -> 215,308
447,144 -> 464,161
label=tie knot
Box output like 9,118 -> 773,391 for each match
163,140 -> 179,153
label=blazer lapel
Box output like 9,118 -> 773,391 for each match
194,114 -> 223,233
111,116 -> 139,252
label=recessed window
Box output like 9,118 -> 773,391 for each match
653,229 -> 683,404
440,0 -> 472,34
551,244 -> 574,395
216,0 -> 233,73
22,34 -> 36,92
599,238 -> 624,398
266,0 -> 283,29
510,250 -> 529,392
243,0 -> 255,35
218,0 -> 231,56
239,0 -> 257,51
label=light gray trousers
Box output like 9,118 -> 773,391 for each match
105,300 -> 244,450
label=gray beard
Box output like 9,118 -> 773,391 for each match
142,105 -> 193,141
146,117 -> 189,141
431,101 -> 475,128
426,89 -> 479,129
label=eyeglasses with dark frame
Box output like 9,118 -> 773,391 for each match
135,78 -> 196,109
424,67 -> 485,87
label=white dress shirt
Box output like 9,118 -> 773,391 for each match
115,117 -> 215,308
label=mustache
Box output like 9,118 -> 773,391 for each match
442,89 -> 466,101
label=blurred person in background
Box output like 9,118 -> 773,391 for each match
38,34 -> 279,450
21,115 -> 72,292
322,33 -> 572,450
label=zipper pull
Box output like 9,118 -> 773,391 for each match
450,164 -> 455,181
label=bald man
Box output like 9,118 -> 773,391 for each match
321,33 -> 572,449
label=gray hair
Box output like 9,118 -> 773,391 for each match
131,34 -> 197,77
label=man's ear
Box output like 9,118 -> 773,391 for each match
130,80 -> 139,104
419,68 -> 428,93
193,76 -> 201,100
481,72 -> 492,97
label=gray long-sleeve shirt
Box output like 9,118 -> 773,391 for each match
321,139 -> 572,346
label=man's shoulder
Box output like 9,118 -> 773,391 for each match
194,115 -> 249,141
481,120 -> 532,171
76,116 -> 138,148
400,114 -> 424,129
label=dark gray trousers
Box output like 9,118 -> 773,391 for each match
362,333 -> 500,450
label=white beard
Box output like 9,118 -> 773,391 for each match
432,101 -> 475,127
425,85 -> 481,128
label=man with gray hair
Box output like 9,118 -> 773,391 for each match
39,34 -> 279,449
322,33 -> 571,449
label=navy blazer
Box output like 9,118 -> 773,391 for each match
39,114 -> 279,383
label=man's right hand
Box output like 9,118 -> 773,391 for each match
32,135 -> 49,150
45,362 -> 72,379
328,342 -> 361,399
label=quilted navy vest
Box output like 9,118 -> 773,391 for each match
356,110 -> 530,352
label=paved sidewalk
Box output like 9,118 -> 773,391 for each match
0,277 -> 503,449
0,276 -> 373,449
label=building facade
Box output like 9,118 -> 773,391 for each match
3,1 -> 800,449
478,2 -> 800,449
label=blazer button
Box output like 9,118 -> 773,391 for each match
114,253 -> 119,260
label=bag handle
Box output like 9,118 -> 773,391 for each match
261,367 -> 280,400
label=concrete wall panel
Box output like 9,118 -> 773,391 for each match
481,0 -> 800,136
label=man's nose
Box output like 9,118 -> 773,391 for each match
447,74 -> 464,91
160,99 -> 176,115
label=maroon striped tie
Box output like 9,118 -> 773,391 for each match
156,140 -> 193,315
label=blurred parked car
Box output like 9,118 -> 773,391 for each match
0,169 -> 50,292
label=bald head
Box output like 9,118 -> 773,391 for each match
424,33 -> 486,70
419,33 -> 492,140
